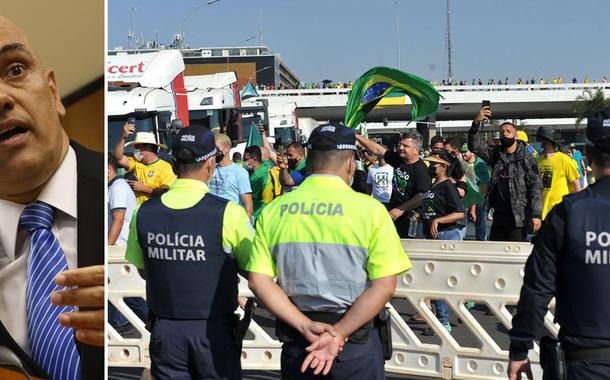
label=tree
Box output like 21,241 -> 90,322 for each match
572,88 -> 610,126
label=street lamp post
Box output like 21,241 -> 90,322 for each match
226,35 -> 256,71
179,0 -> 221,49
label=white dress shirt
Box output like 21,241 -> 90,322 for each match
0,147 -> 78,366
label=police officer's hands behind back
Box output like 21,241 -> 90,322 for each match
507,358 -> 533,380
51,265 -> 105,347
301,330 -> 347,376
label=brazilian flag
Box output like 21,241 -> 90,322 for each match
344,66 -> 441,129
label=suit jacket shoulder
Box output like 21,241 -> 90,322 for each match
70,141 -> 104,380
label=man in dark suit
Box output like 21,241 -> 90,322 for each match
0,16 -> 104,379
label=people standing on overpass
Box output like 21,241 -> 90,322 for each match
247,123 -> 411,379
508,106 -> 610,380
114,124 -> 177,205
535,127 -> 581,220
468,106 -> 543,241
357,131 -> 432,238
209,133 -> 253,220
125,125 -> 254,380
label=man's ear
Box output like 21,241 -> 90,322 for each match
46,69 -> 66,118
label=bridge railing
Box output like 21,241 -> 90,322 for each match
255,83 -> 610,98
108,240 -> 555,379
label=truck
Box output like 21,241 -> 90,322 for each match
106,50 -> 189,152
184,72 -> 243,142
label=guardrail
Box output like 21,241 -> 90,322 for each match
254,83 -> 610,98
108,240 -> 554,379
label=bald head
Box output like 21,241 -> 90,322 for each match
0,16 -> 68,203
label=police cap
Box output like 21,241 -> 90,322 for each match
171,124 -> 217,163
587,106 -> 610,153
306,123 -> 357,152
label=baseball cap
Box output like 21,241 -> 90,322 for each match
586,106 -> 610,152
306,123 -> 357,152
171,124 -> 217,163
460,143 -> 469,152
516,130 -> 529,143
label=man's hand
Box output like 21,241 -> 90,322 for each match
122,123 -> 136,139
128,179 -> 151,194
389,208 -> 404,221
507,359 -> 533,380
51,265 -> 104,347
430,219 -> 440,239
531,218 -> 542,233
277,154 -> 288,170
469,207 -> 477,223
300,320 -> 337,344
474,106 -> 492,123
301,331 -> 345,375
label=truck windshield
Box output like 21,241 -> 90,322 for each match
189,110 -> 221,131
108,116 -> 155,153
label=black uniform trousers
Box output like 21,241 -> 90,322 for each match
150,318 -> 242,380
562,360 -> 610,380
280,327 -> 385,380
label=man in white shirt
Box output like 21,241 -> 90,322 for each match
0,16 -> 104,379
366,149 -> 394,204
108,154 -> 137,246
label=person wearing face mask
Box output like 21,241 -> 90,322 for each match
114,123 -> 177,205
278,141 -> 308,189
247,123 -> 411,379
244,145 -> 281,223
356,131 -> 431,238
421,150 -> 466,334
468,106 -> 543,242
208,133 -> 253,220
124,125 -> 254,380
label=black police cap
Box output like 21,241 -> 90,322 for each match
587,106 -> 610,153
306,123 -> 357,152
171,124 -> 217,163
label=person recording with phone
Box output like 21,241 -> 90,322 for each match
113,121 -> 176,205
468,102 -> 543,242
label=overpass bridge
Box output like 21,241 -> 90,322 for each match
255,83 -> 610,131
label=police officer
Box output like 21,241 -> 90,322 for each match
247,123 -> 412,379
124,125 -> 253,380
508,107 -> 610,380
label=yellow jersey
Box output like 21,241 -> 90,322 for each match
127,157 -> 177,204
537,152 -> 580,219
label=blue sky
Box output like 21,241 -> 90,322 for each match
108,0 -> 609,84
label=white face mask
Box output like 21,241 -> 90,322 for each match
133,148 -> 144,162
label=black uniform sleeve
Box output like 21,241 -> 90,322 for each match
508,202 -> 566,360
383,151 -> 402,168
412,161 -> 432,194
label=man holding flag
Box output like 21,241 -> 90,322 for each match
344,66 -> 441,237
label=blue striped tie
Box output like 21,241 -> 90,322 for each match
19,202 -> 81,380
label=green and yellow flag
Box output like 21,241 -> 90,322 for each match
344,66 -> 441,129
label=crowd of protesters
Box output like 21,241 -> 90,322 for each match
107,104 -> 594,338
253,75 -> 608,91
